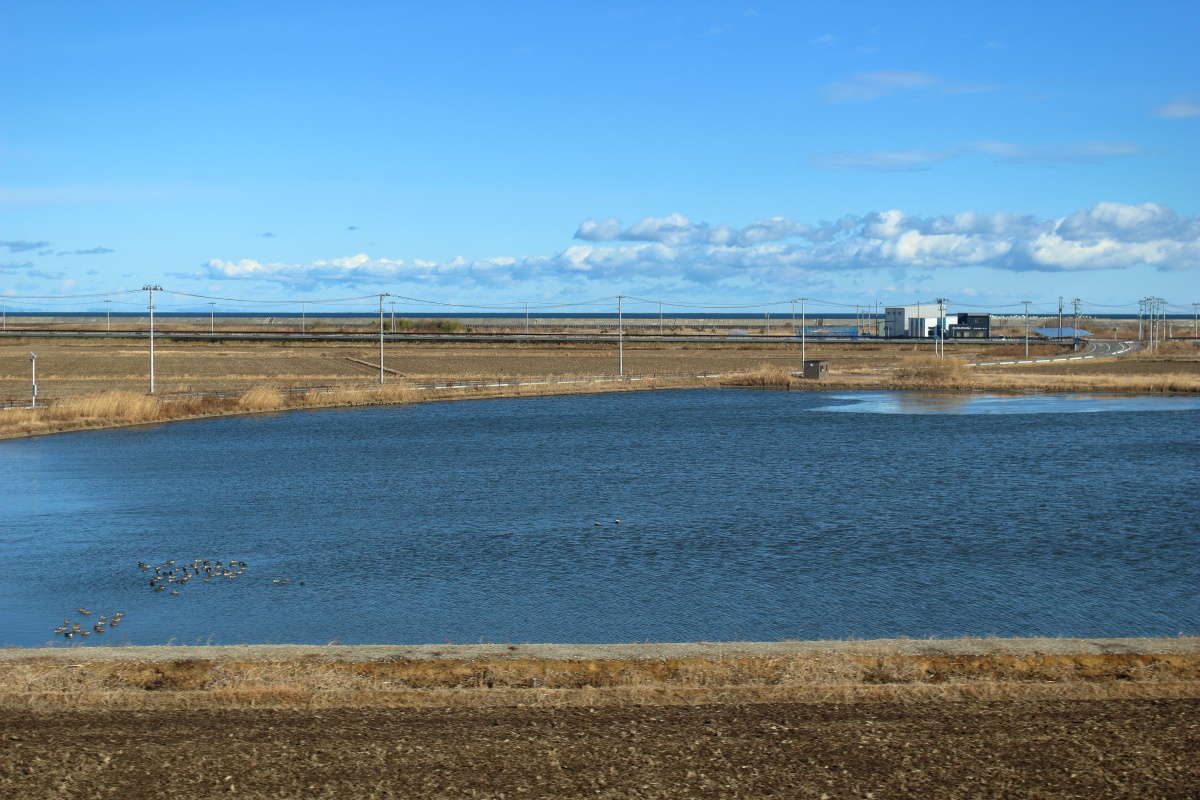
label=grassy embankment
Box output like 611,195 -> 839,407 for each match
5,359 -> 1199,440
3,336 -> 1197,439
2,640 -> 1197,711
731,350 -> 1200,394
0,375 -> 724,439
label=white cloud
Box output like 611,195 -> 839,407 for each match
814,140 -> 1140,171
1154,100 -> 1200,119
573,217 -> 621,241
941,83 -> 1004,95
972,140 -> 1140,162
199,202 -> 1200,292
823,70 -> 1004,103
812,149 -> 950,171
825,70 -> 940,102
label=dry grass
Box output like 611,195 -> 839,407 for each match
0,651 -> 1195,710
892,356 -> 970,386
0,375 -> 725,439
3,333 -> 1198,440
982,343 -> 1070,358
236,385 -> 285,411
1130,341 -> 1199,359
725,364 -> 800,387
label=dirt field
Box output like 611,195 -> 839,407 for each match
0,338 -> 1000,401
6,330 -> 1196,404
2,700 -> 1196,799
1,638 -> 1196,796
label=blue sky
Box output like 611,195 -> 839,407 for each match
2,0 -> 1198,315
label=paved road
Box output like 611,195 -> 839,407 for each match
970,338 -> 1140,367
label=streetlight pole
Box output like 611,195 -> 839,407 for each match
1022,300 -> 1031,359
143,285 -> 162,393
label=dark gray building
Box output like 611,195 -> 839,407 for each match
947,313 -> 991,338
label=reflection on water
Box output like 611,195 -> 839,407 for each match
815,391 -> 1200,414
0,389 -> 1197,647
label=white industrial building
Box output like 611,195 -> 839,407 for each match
884,305 -> 957,338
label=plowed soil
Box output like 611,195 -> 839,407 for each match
2,700 -> 1196,799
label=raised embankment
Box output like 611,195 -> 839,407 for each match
3,637 -> 1196,710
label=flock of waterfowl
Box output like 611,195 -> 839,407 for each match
47,524 -> 617,643
52,609 -> 125,639
141,557 -> 249,595
50,557 -> 304,642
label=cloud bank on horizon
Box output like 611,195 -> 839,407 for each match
199,202 -> 1200,293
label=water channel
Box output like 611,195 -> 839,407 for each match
1,389 -> 1197,647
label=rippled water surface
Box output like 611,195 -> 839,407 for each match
2,389 -> 1197,647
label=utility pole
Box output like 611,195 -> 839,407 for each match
1022,300 -> 1031,359
208,302 -> 216,334
143,285 -> 162,393
617,295 -> 624,376
936,297 -> 945,357
1145,297 -> 1155,350
1150,296 -> 1166,350
105,299 -> 111,333
1072,298 -> 1081,347
1137,298 -> 1145,341
799,297 -> 809,365
1057,296 -> 1063,344
378,293 -> 387,384
30,352 -> 37,408
390,301 -> 397,333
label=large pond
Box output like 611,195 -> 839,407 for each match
2,390 -> 1197,647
